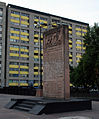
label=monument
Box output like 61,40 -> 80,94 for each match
43,25 -> 70,99
5,25 -> 92,115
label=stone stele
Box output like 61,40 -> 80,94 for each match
43,25 -> 70,99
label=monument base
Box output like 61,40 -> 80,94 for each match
36,89 -> 43,97
5,97 -> 92,115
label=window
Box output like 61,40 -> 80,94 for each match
34,75 -> 39,78
10,39 -> 19,43
82,27 -> 87,36
9,80 -> 19,84
69,24 -> 72,35
0,16 -> 2,23
34,16 -> 39,22
34,63 -> 39,67
69,24 -> 72,27
69,38 -> 72,43
76,39 -> 81,42
34,47 -> 39,50
34,31 -> 39,35
11,11 -> 20,26
52,19 -> 60,24
20,74 -> 29,77
34,16 -> 39,19
76,44 -> 82,47
9,45 -> 19,59
21,35 -> 29,38
0,25 -> 2,31
21,13 -> 29,17
34,42 -> 39,46
0,8 -> 3,17
0,44 -> 2,58
69,42 -> 72,50
21,13 -> 29,28
0,61 -> 1,75
11,16 -> 19,21
75,25 -> 82,36
11,22 -> 19,26
10,56 -> 19,60
34,69 -> 38,72
40,17 -> 47,21
20,68 -> 29,71
20,29 -> 29,42
11,11 -> 20,15
20,52 -> 29,55
21,24 -> 28,27
21,29 -> 29,33
20,46 -> 29,49
34,53 -> 38,56
21,40 -> 29,44
9,68 -> 19,71
40,17 -> 48,29
20,57 -> 29,60
9,74 -> 19,77
10,27 -> 20,31
0,25 -> 2,40
10,44 -> 19,48
20,62 -> 29,66
20,80 -> 28,83
10,50 -> 19,54
10,27 -> 20,42
10,33 -> 19,37
34,58 -> 39,62
9,62 -> 19,65
34,16 -> 39,29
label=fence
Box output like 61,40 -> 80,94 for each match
0,87 -> 36,96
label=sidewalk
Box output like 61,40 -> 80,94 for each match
0,94 -> 98,119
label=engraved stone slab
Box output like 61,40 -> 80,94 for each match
43,25 -> 70,99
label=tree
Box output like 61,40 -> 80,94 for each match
70,23 -> 99,89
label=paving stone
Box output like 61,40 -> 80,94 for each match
58,116 -> 92,119
0,94 -> 99,119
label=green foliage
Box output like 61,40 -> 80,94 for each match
70,23 -> 99,89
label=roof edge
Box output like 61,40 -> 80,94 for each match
7,4 -> 89,26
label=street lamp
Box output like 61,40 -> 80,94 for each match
35,22 -> 45,89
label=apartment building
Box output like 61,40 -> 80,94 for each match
0,2 -> 6,87
0,2 -> 88,87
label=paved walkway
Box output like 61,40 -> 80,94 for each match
0,94 -> 98,119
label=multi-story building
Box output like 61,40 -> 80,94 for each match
0,2 -> 6,87
0,2 -> 88,87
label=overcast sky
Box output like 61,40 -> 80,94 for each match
1,0 -> 99,26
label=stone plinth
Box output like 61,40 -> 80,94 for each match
43,25 -> 70,99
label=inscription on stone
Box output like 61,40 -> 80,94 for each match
44,28 -> 62,49
43,25 -> 70,99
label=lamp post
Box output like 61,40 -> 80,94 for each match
35,22 -> 44,89
39,24 -> 43,89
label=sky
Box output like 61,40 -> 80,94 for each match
1,0 -> 99,26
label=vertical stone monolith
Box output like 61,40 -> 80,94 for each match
43,25 -> 70,99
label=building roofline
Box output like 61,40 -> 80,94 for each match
0,2 -> 6,6
7,4 -> 89,26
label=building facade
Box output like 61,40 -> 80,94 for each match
0,2 -> 88,87
0,2 -> 6,87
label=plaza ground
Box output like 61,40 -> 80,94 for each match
0,94 -> 99,119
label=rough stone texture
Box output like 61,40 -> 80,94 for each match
43,25 -> 70,99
